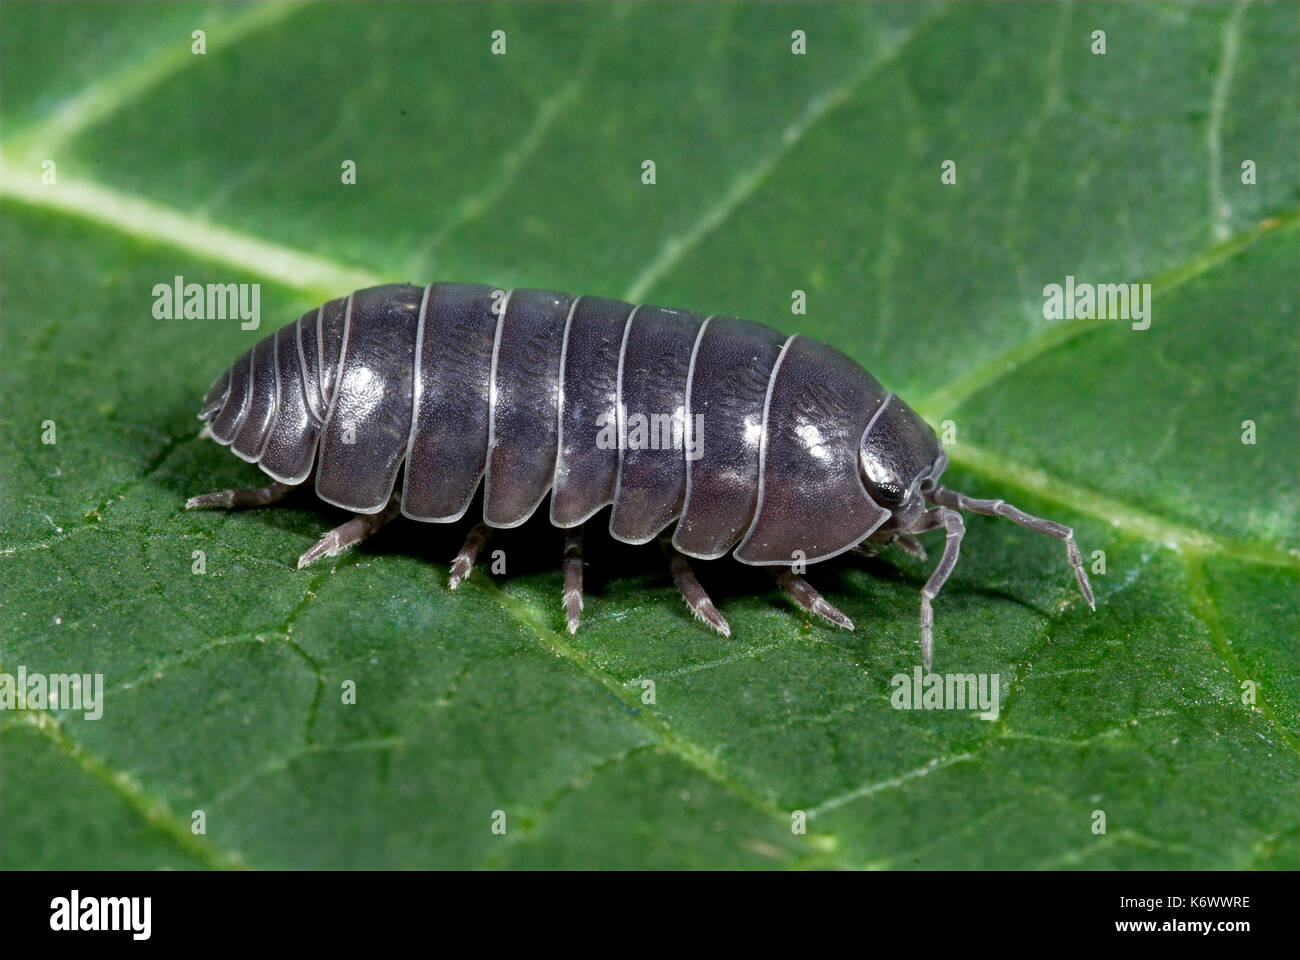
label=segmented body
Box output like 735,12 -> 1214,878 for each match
197,282 -> 1097,663
199,283 -> 925,565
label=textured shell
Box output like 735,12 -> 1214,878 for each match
200,283 -> 943,566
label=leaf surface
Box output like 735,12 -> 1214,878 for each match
2,1 -> 1296,868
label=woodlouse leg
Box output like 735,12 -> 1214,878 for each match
893,533 -> 928,562
657,536 -> 730,638
926,484 -> 1095,611
562,527 -> 584,635
185,480 -> 295,511
298,498 -> 401,569
448,523 -> 491,591
769,568 -> 855,630
915,506 -> 966,670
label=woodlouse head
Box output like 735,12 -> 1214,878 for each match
859,398 -> 946,532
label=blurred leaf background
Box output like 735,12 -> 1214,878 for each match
1,1 -> 1296,868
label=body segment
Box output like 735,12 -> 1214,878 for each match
402,282 -> 498,522
316,284 -> 423,513
673,315 -> 785,559
609,304 -> 707,544
550,295 -> 630,527
483,289 -> 575,527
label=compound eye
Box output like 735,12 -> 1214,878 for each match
877,479 -> 906,504
859,448 -> 907,504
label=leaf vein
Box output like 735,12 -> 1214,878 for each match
621,4 -> 952,302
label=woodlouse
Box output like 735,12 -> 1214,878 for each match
189,283 -> 1095,666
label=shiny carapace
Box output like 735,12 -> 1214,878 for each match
190,283 -> 1095,666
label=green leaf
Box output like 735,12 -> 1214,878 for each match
2,1 -> 1295,869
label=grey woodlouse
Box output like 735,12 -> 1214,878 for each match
189,282 -> 1095,666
